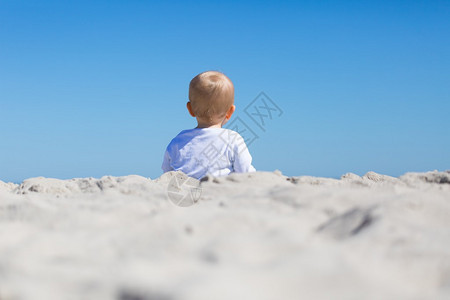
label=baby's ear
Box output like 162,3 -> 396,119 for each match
226,105 -> 236,119
187,101 -> 196,117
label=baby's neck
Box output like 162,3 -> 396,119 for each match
196,123 -> 222,129
196,118 -> 226,128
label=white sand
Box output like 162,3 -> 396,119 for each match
1,170 -> 449,300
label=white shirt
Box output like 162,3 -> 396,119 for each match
162,128 -> 256,179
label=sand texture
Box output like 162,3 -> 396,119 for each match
1,170 -> 450,300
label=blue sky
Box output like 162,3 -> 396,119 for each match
1,0 -> 449,183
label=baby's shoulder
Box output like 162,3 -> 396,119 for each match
166,128 -> 203,149
220,128 -> 244,140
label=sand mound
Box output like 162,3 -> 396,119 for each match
0,181 -> 18,193
400,170 -> 450,185
0,170 -> 449,300
13,175 -> 154,195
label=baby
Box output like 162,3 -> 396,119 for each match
162,71 -> 256,179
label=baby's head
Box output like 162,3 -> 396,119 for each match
187,71 -> 235,127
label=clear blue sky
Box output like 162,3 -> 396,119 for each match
1,0 -> 449,183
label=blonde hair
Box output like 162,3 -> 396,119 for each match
188,71 -> 234,122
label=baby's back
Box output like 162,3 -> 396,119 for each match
162,128 -> 255,179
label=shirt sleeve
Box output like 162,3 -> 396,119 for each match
161,150 -> 173,173
232,135 -> 256,173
